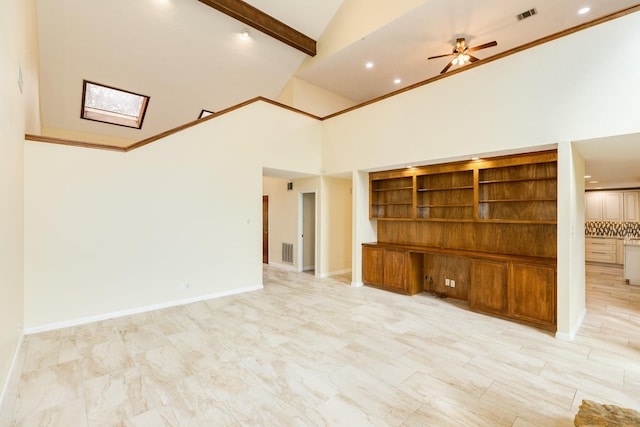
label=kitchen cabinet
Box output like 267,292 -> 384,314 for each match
624,191 -> 639,222
585,193 -> 603,221
585,237 -> 618,264
603,192 -> 623,221
624,242 -> 640,285
585,190 -> 639,222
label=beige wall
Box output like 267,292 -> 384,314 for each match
0,0 -> 40,405
262,176 -> 314,269
262,175 -> 352,277
297,0 -> 426,69
277,77 -> 356,117
24,103 -> 322,330
302,193 -> 316,270
319,176 -> 352,276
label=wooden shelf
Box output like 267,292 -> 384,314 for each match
476,219 -> 557,225
416,205 -> 473,208
372,186 -> 413,192
417,186 -> 474,192
370,150 -> 557,224
479,199 -> 556,203
371,175 -> 414,219
479,177 -> 556,184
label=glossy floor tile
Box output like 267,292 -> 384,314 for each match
1,263 -> 639,426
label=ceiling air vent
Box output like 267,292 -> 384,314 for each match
517,8 -> 538,21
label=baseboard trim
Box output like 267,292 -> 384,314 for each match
555,308 -> 586,341
351,281 -> 364,287
319,268 -> 352,279
0,332 -> 25,416
24,284 -> 263,335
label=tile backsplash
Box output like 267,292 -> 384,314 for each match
585,221 -> 640,238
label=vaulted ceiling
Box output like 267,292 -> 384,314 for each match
35,0 -> 640,188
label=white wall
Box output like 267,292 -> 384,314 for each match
0,0 -> 40,407
556,142 -> 586,340
24,103 -> 322,330
323,11 -> 640,337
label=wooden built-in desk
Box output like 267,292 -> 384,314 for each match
362,242 -> 557,331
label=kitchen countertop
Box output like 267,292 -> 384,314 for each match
587,236 -> 640,241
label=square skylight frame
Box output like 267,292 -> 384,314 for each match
81,80 -> 150,129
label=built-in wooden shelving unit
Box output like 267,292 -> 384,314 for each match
370,151 -> 557,224
364,150 -> 558,331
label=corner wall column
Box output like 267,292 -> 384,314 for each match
556,141 -> 587,340
351,170 -> 376,287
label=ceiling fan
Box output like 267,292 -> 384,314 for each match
428,38 -> 497,74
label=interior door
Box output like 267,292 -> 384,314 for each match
262,195 -> 268,264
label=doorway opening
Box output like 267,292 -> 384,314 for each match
262,195 -> 268,264
299,191 -> 316,274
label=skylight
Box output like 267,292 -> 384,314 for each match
81,80 -> 149,129
199,109 -> 215,119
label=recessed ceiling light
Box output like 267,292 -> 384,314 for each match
589,180 -> 599,184
471,157 -> 480,160
365,62 -> 374,69
240,29 -> 250,39
584,175 -> 592,179
578,7 -> 590,15
394,78 -> 401,84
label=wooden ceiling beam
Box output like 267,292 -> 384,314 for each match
198,0 -> 316,56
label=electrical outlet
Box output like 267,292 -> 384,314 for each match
445,278 -> 450,287
450,279 -> 456,288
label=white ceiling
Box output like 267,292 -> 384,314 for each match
35,0 -> 640,187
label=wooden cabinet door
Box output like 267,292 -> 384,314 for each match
383,249 -> 407,291
469,260 -> 507,315
508,263 -> 556,329
585,193 -> 603,221
624,191 -> 639,222
362,246 -> 384,287
602,192 -> 623,221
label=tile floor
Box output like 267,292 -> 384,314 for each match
1,263 -> 639,426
